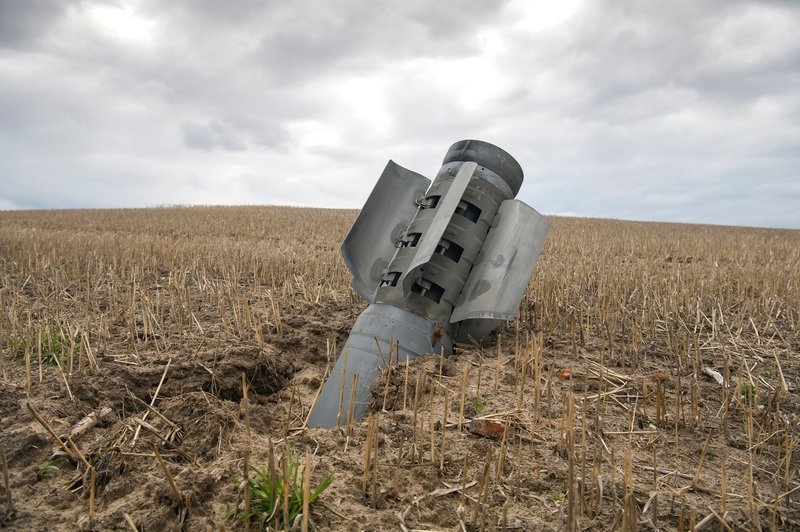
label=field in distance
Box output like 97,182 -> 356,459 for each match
0,206 -> 798,530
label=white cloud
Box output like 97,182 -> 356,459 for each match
89,4 -> 155,43
0,0 -> 798,228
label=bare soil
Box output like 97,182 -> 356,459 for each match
0,207 -> 798,531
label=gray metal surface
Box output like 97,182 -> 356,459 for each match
442,140 -> 524,197
308,140 -> 550,428
377,159 -> 513,330
341,160 -> 430,302
451,199 -> 550,324
437,161 -> 513,199
401,161 -> 477,296
307,304 -> 450,428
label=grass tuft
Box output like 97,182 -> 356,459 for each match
471,396 -> 486,415
39,324 -> 77,365
228,448 -> 333,531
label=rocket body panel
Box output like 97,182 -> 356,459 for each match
374,157 -> 516,332
402,161 -> 477,280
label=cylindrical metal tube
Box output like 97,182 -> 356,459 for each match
306,303 -> 449,426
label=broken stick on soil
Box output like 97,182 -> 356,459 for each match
26,402 -> 77,463
153,446 -> 185,508
1,448 -> 13,524
64,406 -> 113,442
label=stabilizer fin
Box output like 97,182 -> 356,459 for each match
341,160 -> 431,301
401,161 -> 477,295
451,199 -> 549,329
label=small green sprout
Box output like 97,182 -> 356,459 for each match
36,457 -> 67,480
550,489 -> 566,504
471,396 -> 487,415
739,382 -> 756,398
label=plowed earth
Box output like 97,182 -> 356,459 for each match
0,207 -> 798,531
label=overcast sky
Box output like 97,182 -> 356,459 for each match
1,0 -> 798,228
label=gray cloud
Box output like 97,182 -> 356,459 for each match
253,1 -> 506,81
181,118 -> 287,151
0,0 -> 69,48
0,0 -> 798,228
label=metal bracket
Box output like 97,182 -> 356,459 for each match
401,161 -> 477,296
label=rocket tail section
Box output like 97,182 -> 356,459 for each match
310,140 -> 550,427
400,161 -> 477,296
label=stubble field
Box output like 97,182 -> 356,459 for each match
0,206 -> 798,531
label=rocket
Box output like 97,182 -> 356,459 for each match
308,140 -> 549,427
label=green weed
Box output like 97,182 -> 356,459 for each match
739,382 -> 756,398
41,324 -> 78,364
228,448 -> 333,530
36,457 -> 67,480
549,489 -> 566,504
4,325 -> 74,364
471,396 -> 486,415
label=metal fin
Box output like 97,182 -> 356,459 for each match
451,199 -> 549,324
341,160 -> 431,302
401,161 -> 477,295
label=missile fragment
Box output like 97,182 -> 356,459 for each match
308,140 -> 549,427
